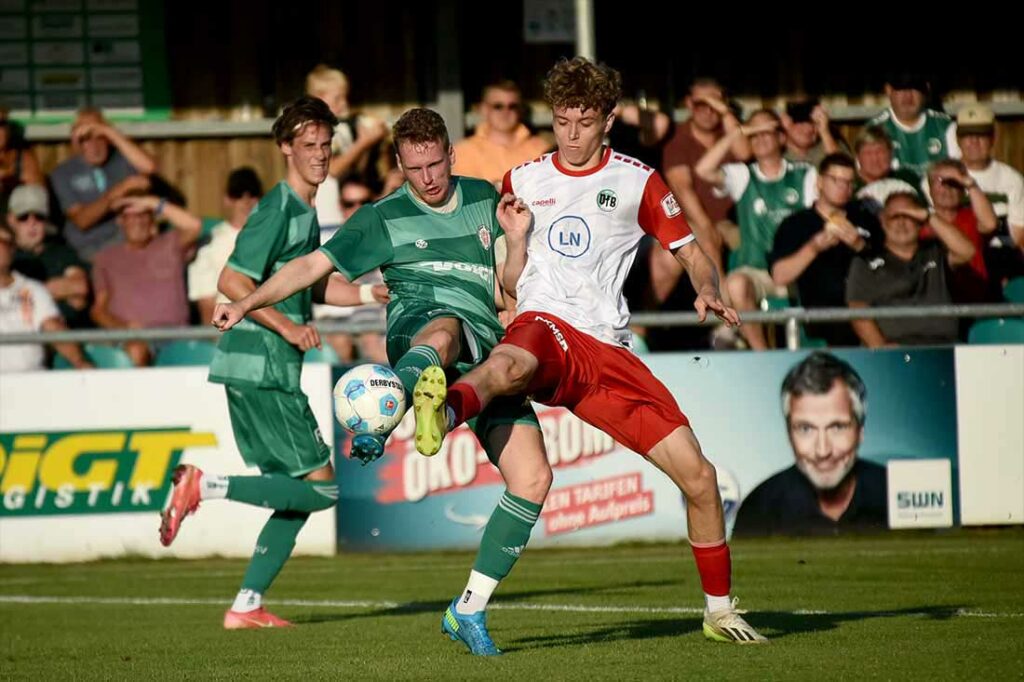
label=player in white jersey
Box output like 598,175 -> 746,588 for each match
412,57 -> 766,644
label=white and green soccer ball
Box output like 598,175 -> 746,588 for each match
333,364 -> 406,436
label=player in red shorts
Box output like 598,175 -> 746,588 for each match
413,57 -> 766,644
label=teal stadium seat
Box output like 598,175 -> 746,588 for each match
53,344 -> 134,369
155,340 -> 218,366
968,318 -> 1024,344
1003,277 -> 1024,303
304,344 -> 342,364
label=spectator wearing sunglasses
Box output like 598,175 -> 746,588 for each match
7,184 -> 91,328
453,79 -> 551,187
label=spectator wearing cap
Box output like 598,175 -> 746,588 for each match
782,99 -> 850,167
852,126 -> 925,215
453,79 -> 551,187
91,194 -> 201,366
188,167 -> 264,325
866,75 -> 959,177
49,108 -> 157,262
7,184 -> 90,328
956,103 -> 1024,261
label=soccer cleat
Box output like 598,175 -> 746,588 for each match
159,464 -> 203,547
702,599 -> 768,644
441,597 -> 502,656
350,433 -> 385,465
223,607 -> 293,630
413,366 -> 448,456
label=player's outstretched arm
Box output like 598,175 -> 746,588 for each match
674,240 -> 741,327
318,273 -> 390,307
213,250 -> 335,331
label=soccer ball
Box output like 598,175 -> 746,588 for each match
333,364 -> 406,436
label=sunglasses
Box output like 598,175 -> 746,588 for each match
341,198 -> 369,209
937,177 -> 965,190
488,101 -> 520,112
15,212 -> 46,222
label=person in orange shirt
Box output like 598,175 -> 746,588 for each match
453,80 -> 551,187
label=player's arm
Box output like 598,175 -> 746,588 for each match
216,250 -> 334,325
694,127 -> 743,188
674,240 -> 740,327
315,272 -> 389,307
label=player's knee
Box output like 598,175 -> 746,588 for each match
421,327 -> 461,365
506,462 -> 552,504
486,350 -> 534,394
681,457 -> 719,502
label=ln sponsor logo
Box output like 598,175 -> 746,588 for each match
0,429 -> 217,516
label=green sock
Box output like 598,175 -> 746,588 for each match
240,510 -> 309,594
393,345 -> 442,404
227,473 -> 338,512
472,491 -> 542,580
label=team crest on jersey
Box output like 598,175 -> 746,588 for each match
927,138 -> 942,155
784,188 -> 800,205
596,189 -> 618,212
415,239 -> 428,249
753,198 -> 768,215
660,192 -> 682,218
477,226 -> 491,249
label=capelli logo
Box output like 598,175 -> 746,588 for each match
532,198 -> 557,207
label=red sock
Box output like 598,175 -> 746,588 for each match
448,383 -> 482,427
690,541 -> 731,596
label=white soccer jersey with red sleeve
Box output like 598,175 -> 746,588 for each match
503,147 -> 694,348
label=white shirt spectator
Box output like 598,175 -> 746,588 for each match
0,272 -> 60,373
968,159 -> 1024,241
188,220 -> 241,305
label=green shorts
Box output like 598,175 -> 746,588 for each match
225,385 -> 331,477
386,306 -> 539,464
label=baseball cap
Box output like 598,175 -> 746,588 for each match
956,103 -> 995,135
7,184 -> 49,218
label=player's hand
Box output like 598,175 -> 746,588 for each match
371,284 -> 390,304
497,193 -> 532,240
281,322 -> 321,352
211,302 -> 246,332
695,288 -> 741,327
826,215 -> 864,248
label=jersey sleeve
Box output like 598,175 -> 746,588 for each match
226,207 -> 287,282
500,170 -> 513,197
803,166 -> 819,206
716,163 -> 751,201
319,206 -> 394,281
637,171 -> 694,250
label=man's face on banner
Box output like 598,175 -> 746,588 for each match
787,380 -> 864,491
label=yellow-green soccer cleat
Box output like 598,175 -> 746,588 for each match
413,365 -> 448,456
702,600 -> 768,644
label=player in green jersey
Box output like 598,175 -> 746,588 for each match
213,108 -> 551,655
159,96 -> 388,629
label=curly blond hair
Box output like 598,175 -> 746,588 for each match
543,57 -> 622,116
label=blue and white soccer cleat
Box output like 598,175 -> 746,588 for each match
441,597 -> 502,656
350,433 -> 385,465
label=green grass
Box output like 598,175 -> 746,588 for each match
2,529 -> 1023,680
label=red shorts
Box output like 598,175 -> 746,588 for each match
499,312 -> 689,455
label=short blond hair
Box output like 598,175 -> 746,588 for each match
305,64 -> 349,97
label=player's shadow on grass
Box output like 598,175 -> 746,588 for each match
503,604 -> 968,651
291,578 -> 680,625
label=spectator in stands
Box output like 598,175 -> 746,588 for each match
610,95 -> 672,170
0,114 -> 43,217
7,185 -> 90,328
865,74 -> 959,177
956,103 -> 1024,287
782,99 -> 849,167
188,168 -> 264,324
306,64 -> 389,228
925,159 -> 997,302
733,352 -> 886,536
50,108 -> 157,262
91,194 -> 201,366
696,108 -> 817,350
846,192 -> 975,347
769,154 -> 879,346
853,126 -> 924,215
0,224 -> 91,372
453,79 -> 551,188
314,178 -> 386,363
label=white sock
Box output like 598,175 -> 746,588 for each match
455,570 -> 499,615
705,593 -> 732,613
200,474 -> 229,500
231,589 -> 261,613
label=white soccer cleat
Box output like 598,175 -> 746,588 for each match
702,599 -> 768,644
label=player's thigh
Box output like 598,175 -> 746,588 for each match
225,385 -> 330,478
386,309 -> 462,366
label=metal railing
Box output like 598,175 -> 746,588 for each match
2,304 -> 1021,352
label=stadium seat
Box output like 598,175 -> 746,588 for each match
968,318 -> 1024,344
1003,277 -> 1024,303
53,344 -> 135,369
155,340 -> 218,366
304,344 -> 342,364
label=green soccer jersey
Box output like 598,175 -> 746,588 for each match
868,108 -> 956,177
724,160 -> 815,271
208,182 -> 320,391
319,177 -> 505,355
